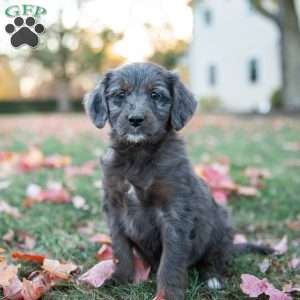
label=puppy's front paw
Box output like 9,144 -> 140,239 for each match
207,277 -> 223,290
110,269 -> 134,284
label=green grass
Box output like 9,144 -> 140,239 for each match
1,114 -> 300,299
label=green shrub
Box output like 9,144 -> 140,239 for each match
199,96 -> 222,112
270,88 -> 283,110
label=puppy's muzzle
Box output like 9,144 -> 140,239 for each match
128,114 -> 145,128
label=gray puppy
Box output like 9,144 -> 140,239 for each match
84,62 -> 272,300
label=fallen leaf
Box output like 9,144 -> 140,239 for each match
18,147 -> 44,172
11,252 -> 46,264
287,220 -> 300,231
240,274 -> 270,297
283,283 -> 300,294
288,257 -> 300,270
236,185 -> 259,197
89,233 -> 112,245
21,272 -> 54,300
0,200 -> 21,218
240,274 -> 292,300
3,229 -> 15,242
0,260 -> 19,287
78,259 -> 115,288
65,161 -> 95,177
96,245 -> 114,261
2,276 -> 23,300
43,155 -> 71,169
24,182 -> 71,207
273,236 -> 288,256
42,259 -> 78,280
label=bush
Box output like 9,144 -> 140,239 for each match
270,89 -> 283,110
199,96 -> 222,112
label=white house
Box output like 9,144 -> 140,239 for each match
188,0 -> 283,112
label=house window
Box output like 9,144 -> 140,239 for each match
249,58 -> 259,83
208,65 -> 217,87
203,9 -> 213,26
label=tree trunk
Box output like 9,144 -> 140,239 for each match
55,79 -> 72,112
279,0 -> 300,111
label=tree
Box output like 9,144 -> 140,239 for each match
28,11 -> 123,112
250,0 -> 300,111
145,23 -> 188,70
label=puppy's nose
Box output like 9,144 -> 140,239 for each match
128,115 -> 144,127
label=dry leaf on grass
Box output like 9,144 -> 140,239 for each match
79,242 -> 150,288
0,260 -> 19,287
240,274 -> 292,300
42,259 -> 79,280
18,147 -> 44,172
0,200 -> 21,218
11,252 -> 46,264
96,245 -> 114,261
288,257 -> 300,270
65,161 -> 96,177
89,233 -> 112,245
78,259 -> 115,288
273,236 -> 288,256
24,182 -> 71,207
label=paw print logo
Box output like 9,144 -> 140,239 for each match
5,16 -> 45,48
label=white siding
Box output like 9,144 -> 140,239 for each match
189,0 -> 282,112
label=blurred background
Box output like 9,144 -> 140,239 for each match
0,0 -> 299,114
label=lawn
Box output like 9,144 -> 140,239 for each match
0,113 -> 300,300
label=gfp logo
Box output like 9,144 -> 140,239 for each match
4,5 -> 47,48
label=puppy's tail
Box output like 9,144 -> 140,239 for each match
232,243 -> 274,256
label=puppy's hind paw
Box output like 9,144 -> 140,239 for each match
207,277 -> 223,290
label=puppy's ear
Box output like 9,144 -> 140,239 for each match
84,73 -> 111,128
169,73 -> 197,131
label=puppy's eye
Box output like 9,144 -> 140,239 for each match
117,91 -> 126,98
151,91 -> 161,100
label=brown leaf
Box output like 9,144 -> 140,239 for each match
236,185 -> 259,197
11,252 -> 46,264
18,147 -> 44,172
21,272 -> 54,300
42,259 -> 78,280
0,260 -> 19,287
287,220 -> 300,231
89,233 -> 112,245
96,245 -> 114,261
0,200 -> 21,218
65,161 -> 95,177
78,259 -> 115,288
43,155 -> 71,169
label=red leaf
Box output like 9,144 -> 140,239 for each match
240,274 -> 270,297
96,245 -> 114,261
78,259 -> 115,288
240,274 -> 292,300
11,252 -> 46,264
43,155 -> 71,169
